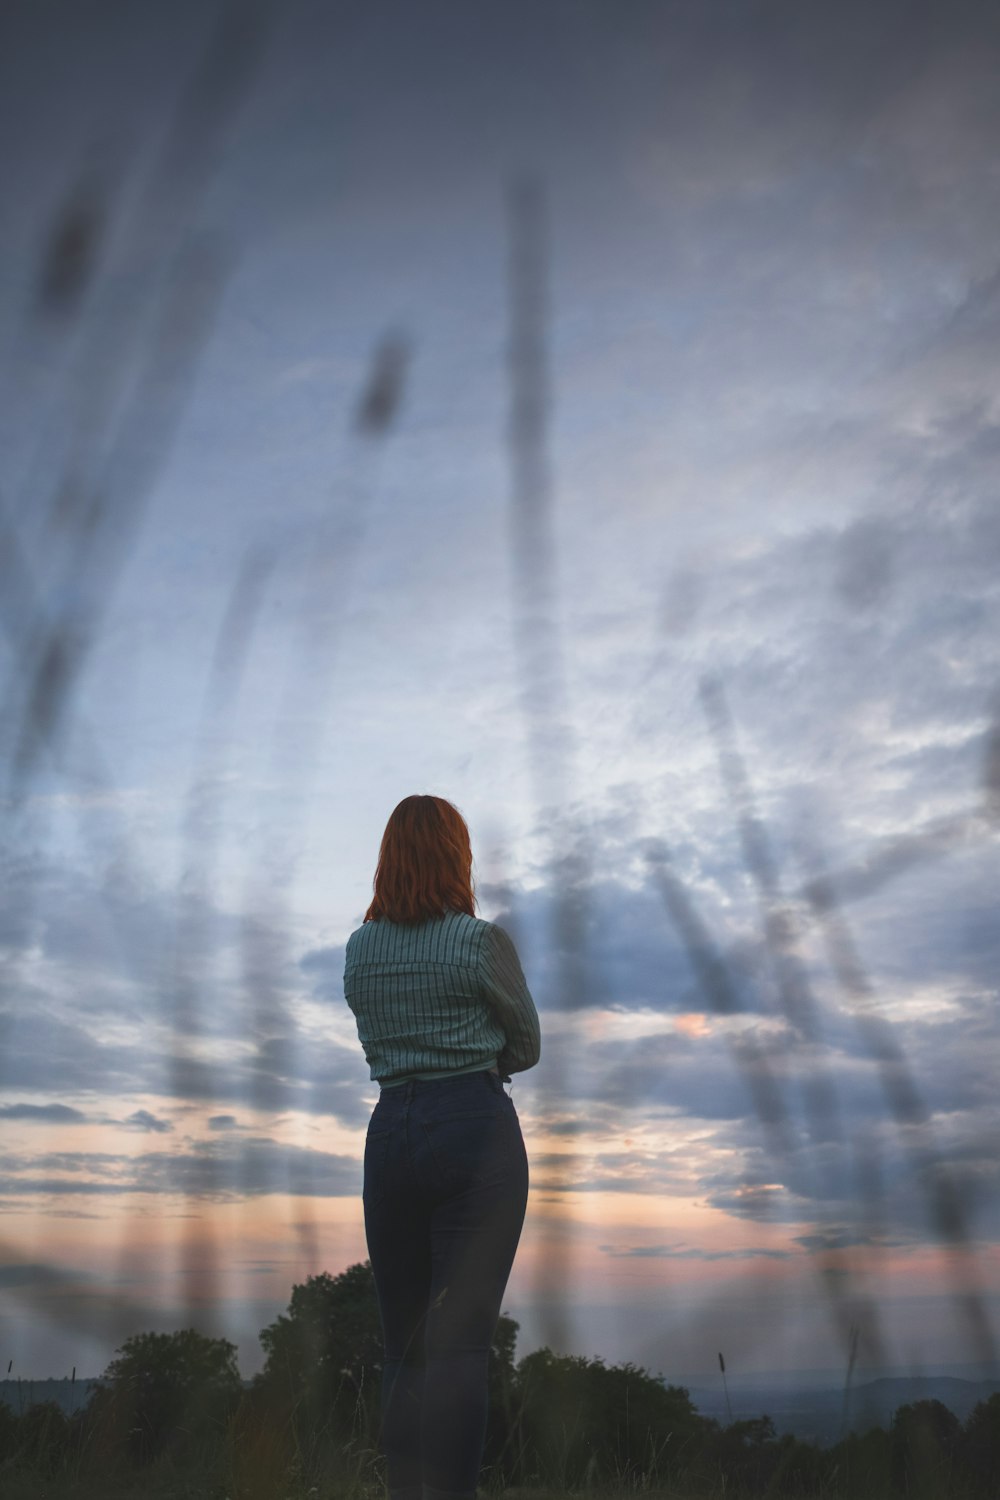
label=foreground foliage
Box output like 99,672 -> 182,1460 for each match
1,1262 -> 998,1498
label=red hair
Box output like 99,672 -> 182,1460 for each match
365,795 -> 476,924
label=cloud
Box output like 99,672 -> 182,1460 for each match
299,943 -> 346,1003
792,1229 -> 906,1252
1,829 -> 994,1272
0,1137 -> 360,1201
0,997 -> 370,1126
599,1243 -> 793,1262
483,875 -> 767,1017
0,1261 -> 89,1288
0,1103 -> 88,1124
121,1109 -> 172,1134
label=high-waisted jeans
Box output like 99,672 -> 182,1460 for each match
363,1069 -> 529,1500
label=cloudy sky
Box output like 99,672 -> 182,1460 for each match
1,0 -> 999,1383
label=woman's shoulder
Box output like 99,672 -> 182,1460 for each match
450,912 -> 521,965
445,909 -> 491,932
345,920 -> 380,961
446,910 -> 506,945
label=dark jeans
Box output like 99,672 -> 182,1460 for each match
363,1069 -> 529,1500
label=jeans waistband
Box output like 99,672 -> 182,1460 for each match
376,1068 -> 504,1104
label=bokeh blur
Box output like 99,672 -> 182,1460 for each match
1,0 -> 998,1393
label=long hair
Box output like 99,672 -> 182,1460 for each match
364,795 -> 476,924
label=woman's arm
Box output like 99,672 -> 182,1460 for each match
479,923 -> 541,1076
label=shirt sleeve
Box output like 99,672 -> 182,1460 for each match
479,923 -> 541,1077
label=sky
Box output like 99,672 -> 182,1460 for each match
1,0 -> 999,1384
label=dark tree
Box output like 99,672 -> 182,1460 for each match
12,1400 -> 69,1474
510,1346 -> 704,1488
257,1258 -> 520,1464
256,1260 -> 384,1438
483,1310 -> 521,1477
964,1392 -> 1000,1495
87,1327 -> 242,1465
0,1400 -> 18,1463
891,1398 -> 963,1498
837,1423 -> 892,1497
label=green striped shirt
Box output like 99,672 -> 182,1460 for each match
343,910 -> 541,1087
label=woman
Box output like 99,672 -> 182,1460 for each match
344,794 -> 540,1500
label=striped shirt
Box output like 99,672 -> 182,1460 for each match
343,910 -> 541,1087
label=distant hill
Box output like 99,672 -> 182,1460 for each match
0,1377 -> 97,1416
5,1370 -> 1000,1450
849,1376 -> 1000,1426
688,1373 -> 1000,1447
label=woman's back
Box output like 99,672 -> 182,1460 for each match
344,910 -> 539,1086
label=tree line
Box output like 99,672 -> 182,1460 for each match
2,1261 -> 998,1498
